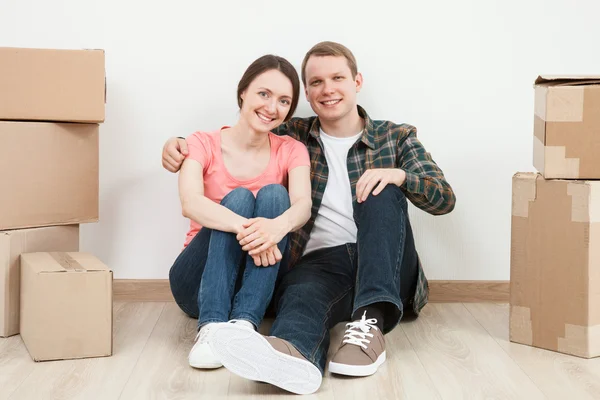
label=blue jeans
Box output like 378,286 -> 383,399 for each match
270,185 -> 419,375
169,184 -> 291,329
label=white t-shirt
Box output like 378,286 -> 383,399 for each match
303,128 -> 363,256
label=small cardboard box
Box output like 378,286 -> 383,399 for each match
533,75 -> 600,179
0,121 -> 99,230
20,252 -> 113,361
0,226 -> 79,337
0,47 -> 105,123
510,172 -> 600,358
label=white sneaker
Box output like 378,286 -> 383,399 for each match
188,323 -> 223,369
209,323 -> 322,395
228,319 -> 256,330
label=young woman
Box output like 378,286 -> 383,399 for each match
168,55 -> 311,369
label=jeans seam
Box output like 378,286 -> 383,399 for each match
231,261 -> 250,311
393,207 -> 407,293
308,285 -> 354,364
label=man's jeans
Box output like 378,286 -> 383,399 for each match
169,184 -> 291,329
270,185 -> 419,375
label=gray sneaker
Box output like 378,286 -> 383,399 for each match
328,312 -> 386,376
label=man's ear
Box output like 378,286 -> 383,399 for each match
355,72 -> 363,93
304,85 -> 309,101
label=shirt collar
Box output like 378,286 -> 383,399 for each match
308,105 -> 375,149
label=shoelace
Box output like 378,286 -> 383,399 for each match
342,311 -> 379,349
195,326 -> 211,344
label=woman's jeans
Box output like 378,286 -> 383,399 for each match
169,184 -> 291,329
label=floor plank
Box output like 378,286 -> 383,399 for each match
401,303 -> 546,400
0,334 -> 34,400
7,302 -> 164,400
465,302 -> 600,400
328,320 -> 442,400
2,302 -> 598,399
118,302 -> 231,400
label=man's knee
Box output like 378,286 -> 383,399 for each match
360,185 -> 406,210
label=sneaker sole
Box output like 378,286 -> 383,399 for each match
209,324 -> 322,395
189,361 -> 223,369
328,351 -> 386,376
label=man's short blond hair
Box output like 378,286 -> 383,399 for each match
301,41 -> 358,85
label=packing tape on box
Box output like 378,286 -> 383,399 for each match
509,305 -> 533,345
512,173 -> 537,218
544,147 -> 580,179
49,252 -> 86,272
568,183 -> 600,223
558,324 -> 600,358
511,306 -> 600,358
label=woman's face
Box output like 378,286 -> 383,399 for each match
239,69 -> 294,134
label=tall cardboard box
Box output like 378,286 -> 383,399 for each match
20,252 -> 112,361
0,47 -> 105,123
533,75 -> 600,179
0,226 -> 79,337
0,121 -> 99,230
510,172 -> 600,358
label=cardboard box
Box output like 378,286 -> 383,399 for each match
0,121 -> 99,230
510,172 -> 600,358
0,226 -> 79,337
0,47 -> 105,123
20,251 -> 112,361
533,75 -> 600,179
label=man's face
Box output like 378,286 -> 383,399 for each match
304,55 -> 362,124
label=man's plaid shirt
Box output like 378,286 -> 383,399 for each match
273,105 -> 456,315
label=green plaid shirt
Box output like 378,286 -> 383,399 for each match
273,105 -> 456,314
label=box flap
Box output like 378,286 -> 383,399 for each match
535,75 -> 600,87
21,252 -> 110,273
67,252 -> 111,272
512,172 -> 538,218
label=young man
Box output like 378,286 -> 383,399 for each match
162,41 -> 455,395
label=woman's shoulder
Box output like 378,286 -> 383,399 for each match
187,128 -> 227,153
269,131 -> 310,167
269,131 -> 305,147
188,129 -> 221,143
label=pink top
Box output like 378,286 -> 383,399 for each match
182,127 -> 310,247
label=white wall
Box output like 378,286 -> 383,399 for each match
1,0 -> 598,280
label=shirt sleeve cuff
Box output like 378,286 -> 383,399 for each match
402,171 -> 424,194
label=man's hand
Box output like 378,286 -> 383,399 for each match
162,137 -> 188,173
250,245 -> 283,267
356,168 -> 406,203
237,217 -> 288,256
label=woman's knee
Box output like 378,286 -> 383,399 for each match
221,187 -> 255,216
256,184 -> 290,207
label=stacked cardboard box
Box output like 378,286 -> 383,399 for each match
0,47 -> 113,361
510,76 -> 600,358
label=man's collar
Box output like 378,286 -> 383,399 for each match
357,105 -> 375,149
308,105 -> 375,149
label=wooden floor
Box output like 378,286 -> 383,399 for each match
1,302 -> 599,399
